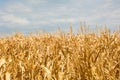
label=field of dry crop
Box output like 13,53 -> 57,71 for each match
0,27 -> 120,80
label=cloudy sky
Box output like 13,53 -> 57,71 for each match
0,0 -> 120,33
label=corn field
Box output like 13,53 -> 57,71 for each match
0,27 -> 120,80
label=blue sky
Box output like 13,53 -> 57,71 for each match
0,0 -> 120,34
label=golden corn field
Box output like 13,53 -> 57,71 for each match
0,27 -> 120,80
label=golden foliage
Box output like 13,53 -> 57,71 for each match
0,27 -> 120,80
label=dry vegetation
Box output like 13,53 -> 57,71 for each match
0,26 -> 120,80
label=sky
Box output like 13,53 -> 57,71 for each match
0,0 -> 120,34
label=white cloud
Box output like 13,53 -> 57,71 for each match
1,14 -> 30,26
0,11 -> 6,15
32,18 -> 79,25
5,3 -> 32,13
0,0 -> 119,32
27,0 -> 47,4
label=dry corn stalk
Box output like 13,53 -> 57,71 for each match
0,26 -> 120,80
